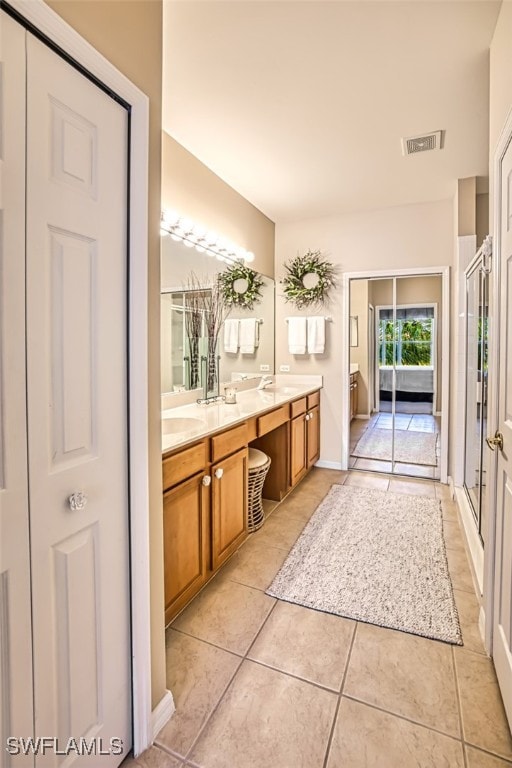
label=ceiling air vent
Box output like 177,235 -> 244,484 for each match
401,131 -> 443,156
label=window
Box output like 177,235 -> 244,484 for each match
378,308 -> 435,367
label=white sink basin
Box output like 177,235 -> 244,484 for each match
162,416 -> 206,436
263,385 -> 300,395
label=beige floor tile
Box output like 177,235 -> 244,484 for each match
344,471 -> 390,490
443,520 -> 466,552
220,538 -> 289,591
394,462 -> 436,479
466,745 -> 512,767
326,696 -> 464,768
188,660 -> 337,768
156,631 -> 241,757
344,623 -> 460,737
388,477 -> 436,497
447,548 -> 476,594
455,648 -> 512,760
272,497 -> 318,523
303,467 -> 348,487
262,499 -> 279,517
442,499 -> 460,522
171,578 -> 275,655
252,513 -> 306,550
353,457 -> 393,473
134,747 -> 183,768
436,483 -> 453,501
248,601 -> 355,690
453,589 -> 485,655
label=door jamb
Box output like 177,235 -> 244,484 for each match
342,267 -> 450,483
6,0 -> 156,755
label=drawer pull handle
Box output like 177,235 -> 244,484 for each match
309,412 -> 314,419
202,475 -> 212,487
215,468 -> 224,480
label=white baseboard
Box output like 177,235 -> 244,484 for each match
354,415 -> 370,420
478,606 -> 488,653
434,410 -> 442,417
454,486 -> 484,596
315,460 -> 343,470
151,690 -> 175,742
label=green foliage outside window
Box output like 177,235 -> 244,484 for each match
378,318 -> 433,366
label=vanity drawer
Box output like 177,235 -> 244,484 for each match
258,404 -> 290,437
307,390 -> 320,409
290,397 -> 307,419
211,423 -> 247,463
163,440 -> 207,491
246,417 -> 258,443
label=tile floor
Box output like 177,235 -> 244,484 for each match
350,410 -> 441,480
125,468 -> 512,768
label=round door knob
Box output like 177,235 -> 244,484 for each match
309,412 -> 314,419
305,414 -> 310,421
215,468 -> 224,479
68,491 -> 87,511
202,475 -> 212,486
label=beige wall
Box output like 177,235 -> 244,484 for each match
349,280 -> 370,416
275,199 -> 453,466
162,132 -> 275,278
458,177 -> 476,237
476,193 -> 489,247
490,1 -> 512,224
44,0 -> 167,709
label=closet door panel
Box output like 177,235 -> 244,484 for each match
26,34 -> 131,764
0,14 -> 35,765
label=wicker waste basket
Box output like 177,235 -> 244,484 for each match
247,448 -> 271,532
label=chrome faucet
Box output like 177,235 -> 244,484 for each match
257,375 -> 273,390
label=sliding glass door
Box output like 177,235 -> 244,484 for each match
349,274 -> 442,479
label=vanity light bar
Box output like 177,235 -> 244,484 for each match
160,210 -> 255,264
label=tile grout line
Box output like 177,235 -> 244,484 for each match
321,620 -> 359,768
180,598 -> 281,765
341,692 -> 465,746
451,645 -> 469,768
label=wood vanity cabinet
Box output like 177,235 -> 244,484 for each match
162,388 -> 321,622
306,392 -> 320,468
211,447 -> 248,570
290,397 -> 307,485
290,391 -> 321,486
350,372 -> 359,420
162,440 -> 210,624
163,425 -> 249,624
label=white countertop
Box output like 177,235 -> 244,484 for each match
162,375 -> 322,455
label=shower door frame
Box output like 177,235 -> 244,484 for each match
341,266 -> 450,483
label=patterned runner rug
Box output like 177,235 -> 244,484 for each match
267,485 -> 462,644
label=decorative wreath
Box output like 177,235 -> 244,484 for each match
281,250 -> 338,308
218,260 -> 264,310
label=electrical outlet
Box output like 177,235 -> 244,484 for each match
279,364 -> 290,372
260,364 -> 270,372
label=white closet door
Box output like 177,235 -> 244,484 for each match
0,13 -> 35,767
26,34 -> 131,765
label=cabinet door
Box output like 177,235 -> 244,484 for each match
163,471 -> 210,624
307,406 -> 320,467
290,414 -> 307,486
353,374 -> 359,417
211,448 -> 248,570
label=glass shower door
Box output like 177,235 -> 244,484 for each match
464,254 -> 489,544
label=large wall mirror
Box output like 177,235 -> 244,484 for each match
161,234 -> 275,395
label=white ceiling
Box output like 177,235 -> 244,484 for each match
162,1 -> 501,223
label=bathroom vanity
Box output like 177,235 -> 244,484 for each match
161,376 -> 322,623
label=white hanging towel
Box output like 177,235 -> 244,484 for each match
223,318 -> 239,353
288,316 -> 307,354
239,318 -> 259,354
307,316 -> 326,354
